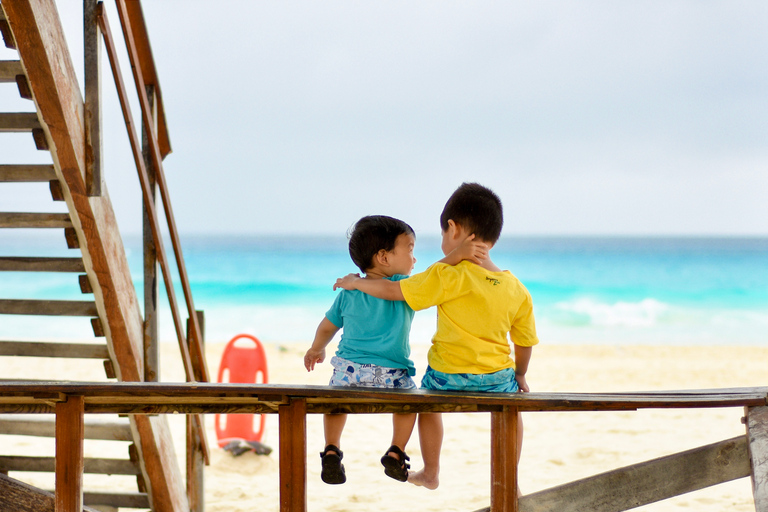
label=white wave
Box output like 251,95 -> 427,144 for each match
553,298 -> 671,328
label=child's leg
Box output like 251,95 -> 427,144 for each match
390,412 -> 417,452
381,413 -> 417,482
408,412 -> 443,490
323,413 -> 347,448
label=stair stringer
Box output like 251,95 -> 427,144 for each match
2,2 -> 189,511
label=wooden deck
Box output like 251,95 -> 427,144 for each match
0,382 -> 766,512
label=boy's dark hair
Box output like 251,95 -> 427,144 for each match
348,215 -> 415,273
440,182 -> 503,243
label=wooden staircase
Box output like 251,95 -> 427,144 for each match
0,2 -> 196,511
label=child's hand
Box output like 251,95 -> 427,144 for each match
515,373 -> 530,393
334,273 -> 362,291
304,347 -> 326,371
443,234 -> 488,266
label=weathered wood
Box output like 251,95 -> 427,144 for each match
0,59 -> 24,81
0,341 -> 108,358
0,455 -> 139,475
0,416 -> 132,441
0,473 -> 101,512
0,257 -> 85,272
0,164 -> 57,181
0,299 -> 98,316
0,212 -> 72,228
16,73 -> 33,99
747,406 -> 768,511
82,491 -> 149,509
143,85 -> 159,383
84,0 -> 102,196
0,19 -> 15,49
478,436 -> 750,512
56,395 -> 84,512
0,112 -> 40,131
279,399 -> 307,512
49,179 -> 65,200
187,415 -> 204,512
491,406 -> 518,512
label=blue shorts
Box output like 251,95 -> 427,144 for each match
421,366 -> 519,393
329,356 -> 416,390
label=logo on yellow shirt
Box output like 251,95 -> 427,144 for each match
485,276 -> 500,286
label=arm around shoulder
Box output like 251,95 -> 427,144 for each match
334,273 -> 405,301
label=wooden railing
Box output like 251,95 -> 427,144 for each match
0,382 -> 765,512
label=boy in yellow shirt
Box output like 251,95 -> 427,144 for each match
334,182 -> 539,490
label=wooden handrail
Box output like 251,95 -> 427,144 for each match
94,2 -> 209,464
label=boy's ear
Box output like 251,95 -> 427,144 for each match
447,219 -> 466,240
375,249 -> 390,267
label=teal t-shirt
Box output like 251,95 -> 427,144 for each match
325,274 -> 416,376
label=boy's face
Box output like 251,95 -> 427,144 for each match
387,233 -> 417,276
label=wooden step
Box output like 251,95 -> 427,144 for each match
0,455 -> 140,475
0,212 -> 72,228
0,19 -> 15,50
83,492 -> 150,509
0,416 -> 132,441
0,299 -> 98,317
0,59 -> 23,82
0,164 -> 56,182
0,112 -> 40,132
0,341 -> 108,358
0,257 -> 84,272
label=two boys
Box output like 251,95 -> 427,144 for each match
307,183 -> 539,487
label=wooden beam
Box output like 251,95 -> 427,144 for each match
0,473 -> 101,512
82,491 -> 149,509
479,436 -> 750,512
83,0 -> 102,196
0,299 -> 98,317
0,257 -> 85,272
0,341 -> 109,358
747,406 -> 768,511
0,112 -> 40,131
0,416 -> 132,441
491,406 -> 519,512
0,212 -> 71,228
0,164 -> 57,182
279,399 -> 307,512
55,395 -> 84,512
0,59 -> 24,82
0,455 -> 139,475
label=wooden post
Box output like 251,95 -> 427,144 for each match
55,395 -> 85,512
279,399 -> 307,512
142,84 -> 158,383
747,406 -> 768,512
186,311 -> 205,512
490,406 -> 519,512
83,0 -> 102,196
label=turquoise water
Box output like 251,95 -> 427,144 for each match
2,234 -> 767,346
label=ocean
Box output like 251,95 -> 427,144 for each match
2,233 -> 767,347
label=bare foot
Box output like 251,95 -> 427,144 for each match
407,469 -> 439,490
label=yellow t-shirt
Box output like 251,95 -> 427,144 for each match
400,261 -> 539,374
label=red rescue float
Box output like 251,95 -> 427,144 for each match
215,333 -> 269,448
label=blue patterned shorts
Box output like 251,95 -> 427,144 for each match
421,366 -> 519,393
329,356 -> 416,389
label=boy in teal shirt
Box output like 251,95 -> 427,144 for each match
305,215 -> 486,485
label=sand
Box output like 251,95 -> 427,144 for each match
2,341 -> 766,511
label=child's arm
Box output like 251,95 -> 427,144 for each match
334,274 -> 405,300
304,317 -> 341,371
439,234 -> 489,266
513,344 -> 533,392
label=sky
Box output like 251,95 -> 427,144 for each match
2,1 -> 768,237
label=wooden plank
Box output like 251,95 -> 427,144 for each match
82,491 -> 149,509
0,455 -> 139,475
0,473 -> 101,512
84,0 -> 102,196
0,19 -> 16,49
747,406 -> 768,511
0,416 -> 132,441
0,59 -> 24,81
491,406 -> 518,512
477,436 -> 750,512
0,164 -> 57,182
0,212 -> 72,228
0,341 -> 108,358
0,112 -> 40,131
56,395 -> 84,512
0,257 -> 84,272
279,399 -> 307,512
0,299 -> 98,316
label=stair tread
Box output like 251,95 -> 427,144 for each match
0,415 -> 132,441
0,299 -> 98,317
0,164 -> 56,182
0,340 -> 109,358
0,112 -> 40,131
0,212 -> 72,228
0,257 -> 84,272
0,59 -> 23,82
0,455 -> 140,475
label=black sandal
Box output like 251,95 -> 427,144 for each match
380,445 -> 410,482
320,444 -> 346,484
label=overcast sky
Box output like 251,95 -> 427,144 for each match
4,1 -> 768,237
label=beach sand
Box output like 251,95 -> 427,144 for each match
2,342 -> 766,511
